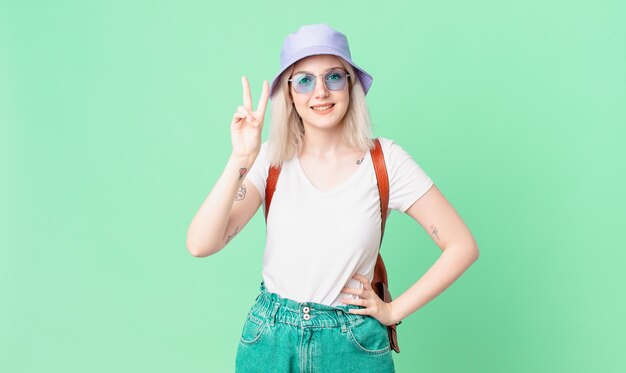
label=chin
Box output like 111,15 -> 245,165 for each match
304,117 -> 344,129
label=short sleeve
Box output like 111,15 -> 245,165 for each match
382,138 -> 434,212
245,142 -> 269,205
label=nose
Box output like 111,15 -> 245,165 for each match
313,77 -> 330,99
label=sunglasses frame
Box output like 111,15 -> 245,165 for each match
288,69 -> 351,94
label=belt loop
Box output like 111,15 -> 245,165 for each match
335,310 -> 347,333
255,280 -> 264,302
269,302 -> 280,326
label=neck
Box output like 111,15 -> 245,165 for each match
300,123 -> 347,157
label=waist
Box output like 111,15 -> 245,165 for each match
254,280 -> 369,328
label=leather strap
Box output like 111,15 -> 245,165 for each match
371,138 -> 389,248
370,138 -> 400,353
264,137 -> 400,353
265,163 -> 281,222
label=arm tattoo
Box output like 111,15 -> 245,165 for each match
238,167 -> 248,181
235,184 -> 247,201
356,156 -> 365,165
225,225 -> 240,244
431,225 -> 440,241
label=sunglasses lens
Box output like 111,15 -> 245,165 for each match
325,71 -> 347,91
292,73 -> 315,94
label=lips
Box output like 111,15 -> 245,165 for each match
311,103 -> 335,111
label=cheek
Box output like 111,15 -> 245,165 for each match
338,95 -> 350,114
293,100 -> 307,115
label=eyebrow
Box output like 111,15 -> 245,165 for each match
292,66 -> 345,75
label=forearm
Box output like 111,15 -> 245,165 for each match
390,245 -> 479,324
186,152 -> 257,257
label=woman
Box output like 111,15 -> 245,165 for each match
187,24 -> 479,372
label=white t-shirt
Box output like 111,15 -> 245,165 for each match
246,137 -> 434,307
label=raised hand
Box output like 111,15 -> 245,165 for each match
230,76 -> 269,159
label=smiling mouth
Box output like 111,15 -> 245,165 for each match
311,104 -> 335,111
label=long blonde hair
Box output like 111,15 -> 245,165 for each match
267,57 -> 375,167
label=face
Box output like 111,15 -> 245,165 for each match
289,54 -> 350,131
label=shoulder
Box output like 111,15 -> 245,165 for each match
374,136 -> 394,149
255,141 -> 270,163
249,141 -> 271,175
374,136 -> 429,171
374,136 -> 410,158
260,140 -> 269,153
260,140 -> 284,169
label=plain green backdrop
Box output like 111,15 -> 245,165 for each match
2,0 -> 625,372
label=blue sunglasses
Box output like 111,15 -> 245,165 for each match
288,69 -> 351,94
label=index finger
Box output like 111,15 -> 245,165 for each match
255,80 -> 270,117
241,76 -> 252,111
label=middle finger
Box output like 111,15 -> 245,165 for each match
255,80 -> 269,117
241,76 -> 252,111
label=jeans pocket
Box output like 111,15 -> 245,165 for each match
239,310 -> 268,345
346,316 -> 391,355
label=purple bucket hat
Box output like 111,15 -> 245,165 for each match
269,24 -> 373,98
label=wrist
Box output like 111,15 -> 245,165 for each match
226,153 -> 256,182
389,301 -> 403,326
230,151 -> 255,162
229,152 -> 257,168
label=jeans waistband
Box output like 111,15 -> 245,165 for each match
253,280 -> 368,329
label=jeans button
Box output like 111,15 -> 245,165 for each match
303,314 -> 311,320
303,306 -> 310,313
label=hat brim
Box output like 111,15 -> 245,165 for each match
269,46 -> 373,98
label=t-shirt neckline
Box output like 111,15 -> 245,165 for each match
295,149 -> 371,196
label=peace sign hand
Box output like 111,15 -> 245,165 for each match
230,76 -> 269,159
340,273 -> 399,326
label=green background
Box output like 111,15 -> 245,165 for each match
2,0 -> 625,371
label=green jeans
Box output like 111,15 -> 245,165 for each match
235,280 -> 395,372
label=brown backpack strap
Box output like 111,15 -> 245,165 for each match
370,138 -> 401,353
371,138 -> 390,248
265,164 -> 282,222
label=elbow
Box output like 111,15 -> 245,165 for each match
464,233 -> 479,261
187,248 -> 203,258
186,241 -> 205,257
470,242 -> 480,262
186,240 -> 221,258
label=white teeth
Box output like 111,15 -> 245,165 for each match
312,104 -> 333,111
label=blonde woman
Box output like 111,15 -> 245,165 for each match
187,24 -> 479,372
